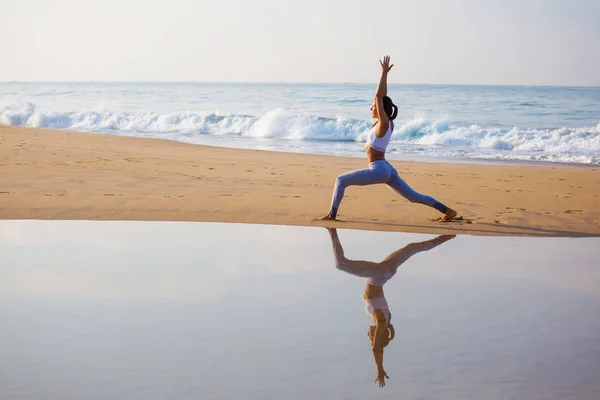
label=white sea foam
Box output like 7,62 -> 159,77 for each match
2,100 -> 599,164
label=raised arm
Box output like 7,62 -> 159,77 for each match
374,55 -> 394,137
376,55 -> 393,98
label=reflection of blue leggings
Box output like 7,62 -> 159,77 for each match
331,233 -> 449,280
328,160 -> 448,218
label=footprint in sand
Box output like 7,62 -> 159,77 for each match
104,194 -> 115,196
564,210 -> 582,214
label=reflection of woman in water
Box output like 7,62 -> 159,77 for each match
326,228 -> 455,387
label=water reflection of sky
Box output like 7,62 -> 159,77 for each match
1,221 -> 599,399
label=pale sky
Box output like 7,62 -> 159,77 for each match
2,0 -> 599,85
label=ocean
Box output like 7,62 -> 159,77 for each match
1,82 -> 599,165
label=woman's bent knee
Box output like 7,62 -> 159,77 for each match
335,175 -> 347,188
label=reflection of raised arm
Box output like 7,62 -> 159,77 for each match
372,310 -> 389,387
327,228 -> 455,278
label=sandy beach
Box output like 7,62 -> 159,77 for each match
1,125 -> 599,237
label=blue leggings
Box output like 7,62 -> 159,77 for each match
328,160 -> 448,218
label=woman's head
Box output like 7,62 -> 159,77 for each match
371,96 -> 398,120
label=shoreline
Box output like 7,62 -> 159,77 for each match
9,125 -> 597,169
191,139 -> 599,169
1,125 -> 599,237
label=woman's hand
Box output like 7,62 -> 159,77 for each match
374,369 -> 390,387
379,55 -> 394,74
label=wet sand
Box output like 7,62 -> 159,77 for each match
1,125 -> 599,236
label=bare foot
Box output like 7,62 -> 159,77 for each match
316,214 -> 336,221
312,214 -> 336,221
441,208 -> 458,222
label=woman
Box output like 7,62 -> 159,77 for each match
327,228 -> 455,387
319,56 -> 457,222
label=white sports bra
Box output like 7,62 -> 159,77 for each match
365,294 -> 391,323
365,120 -> 393,152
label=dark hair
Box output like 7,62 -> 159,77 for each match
381,324 -> 396,348
368,322 -> 396,349
382,96 -> 398,120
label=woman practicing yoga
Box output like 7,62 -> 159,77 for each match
326,228 -> 455,387
319,56 -> 457,222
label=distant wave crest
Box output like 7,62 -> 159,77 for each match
2,100 -> 599,164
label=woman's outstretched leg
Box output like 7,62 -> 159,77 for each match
320,164 -> 390,220
386,174 -> 457,220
